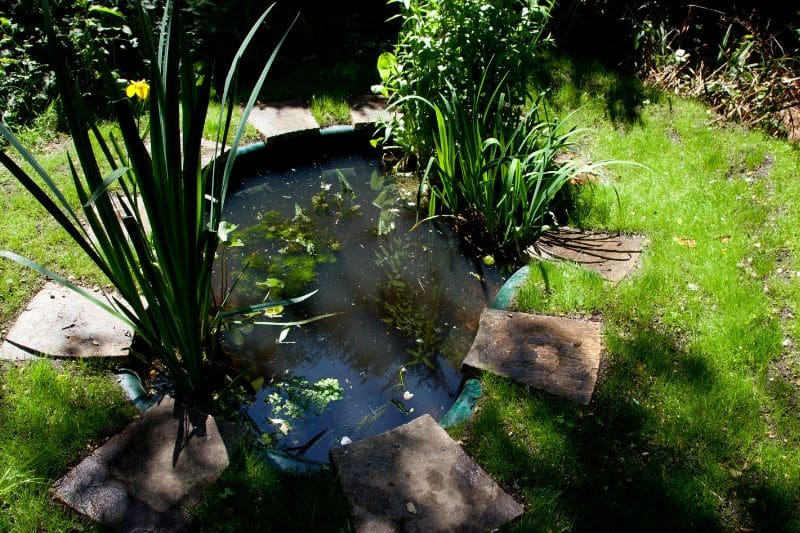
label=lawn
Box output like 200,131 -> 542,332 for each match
1,57 -> 798,531
452,58 -> 800,531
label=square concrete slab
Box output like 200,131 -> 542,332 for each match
0,282 -> 133,360
350,95 -> 393,130
52,396 -> 237,531
528,227 -> 644,282
248,99 -> 320,141
463,309 -> 602,405
330,414 -> 523,533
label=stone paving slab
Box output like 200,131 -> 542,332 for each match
350,95 -> 393,130
248,99 -> 320,141
52,396 -> 238,531
200,138 -> 222,168
463,309 -> 602,405
527,227 -> 644,282
0,282 -> 133,361
330,414 -> 523,533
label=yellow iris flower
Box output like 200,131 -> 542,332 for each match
125,80 -> 150,100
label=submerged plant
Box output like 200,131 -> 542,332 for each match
0,0 -> 299,407
262,375 -> 344,437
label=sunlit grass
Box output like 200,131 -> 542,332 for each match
0,132 -> 109,328
0,360 -> 134,530
309,95 -> 351,128
203,100 -> 262,145
459,58 -> 800,530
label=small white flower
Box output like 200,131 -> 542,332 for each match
340,436 -> 352,446
403,391 -> 414,401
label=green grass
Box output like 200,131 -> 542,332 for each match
192,448 -> 351,531
203,100 -> 262,145
309,95 -> 352,128
0,135 -> 108,329
514,261 -> 606,316
452,58 -> 800,531
0,360 -> 134,530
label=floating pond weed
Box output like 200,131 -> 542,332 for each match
261,375 -> 344,437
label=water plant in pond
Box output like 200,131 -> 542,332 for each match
413,78 -> 611,257
235,174 -> 361,299
372,232 -> 473,369
370,170 -> 402,236
0,0 -> 297,407
261,375 -> 344,438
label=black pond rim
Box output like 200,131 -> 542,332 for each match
117,124 -> 484,473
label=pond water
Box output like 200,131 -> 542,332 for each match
219,152 -> 504,462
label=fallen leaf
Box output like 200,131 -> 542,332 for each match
673,236 -> 697,248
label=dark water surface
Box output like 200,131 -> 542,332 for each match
220,153 -> 504,462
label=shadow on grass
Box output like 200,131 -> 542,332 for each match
191,445 -> 352,532
531,53 -> 663,129
461,319 -> 797,532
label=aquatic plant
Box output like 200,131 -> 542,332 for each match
262,375 -> 344,437
0,0 -> 297,407
411,77 -> 611,256
370,170 -> 402,236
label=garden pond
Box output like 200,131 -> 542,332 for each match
218,150 -> 505,462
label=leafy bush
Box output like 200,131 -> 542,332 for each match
0,0 -> 298,407
548,1 -> 800,139
376,0 -> 554,154
0,0 -> 143,128
638,10 -> 800,137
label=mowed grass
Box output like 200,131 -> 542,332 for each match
0,135 -> 107,329
453,60 -> 800,531
0,360 -> 134,530
203,100 -> 262,145
309,95 -> 352,128
191,447 -> 351,531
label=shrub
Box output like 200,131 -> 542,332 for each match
0,0 -> 144,128
376,0 -> 554,155
639,10 -> 800,138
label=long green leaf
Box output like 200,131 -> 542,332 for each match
84,167 -> 130,207
217,290 -> 320,320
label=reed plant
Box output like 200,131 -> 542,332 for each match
0,0 -> 298,407
415,80 -> 605,256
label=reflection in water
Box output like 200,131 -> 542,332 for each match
219,154 -> 504,462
